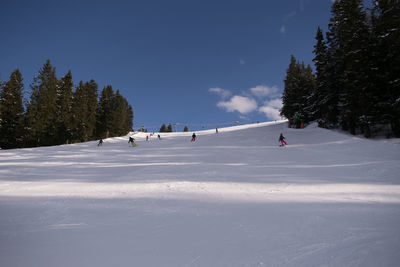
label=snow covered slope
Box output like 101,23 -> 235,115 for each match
1,121 -> 399,267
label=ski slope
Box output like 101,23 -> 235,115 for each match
1,121 -> 400,267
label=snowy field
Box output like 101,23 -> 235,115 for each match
1,121 -> 400,267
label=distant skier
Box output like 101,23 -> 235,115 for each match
98,139 -> 103,146
216,127 -> 219,134
279,133 -> 287,147
158,134 -> 161,140
128,136 -> 136,147
146,135 -> 149,141
191,133 -> 196,142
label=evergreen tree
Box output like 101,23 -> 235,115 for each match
338,0 -> 369,134
96,85 -> 115,138
323,0 -> 370,133
311,26 -> 330,127
25,59 -> 58,146
160,124 -> 167,132
56,70 -> 74,144
71,80 -> 98,142
126,104 -> 134,134
183,125 -> 189,132
167,124 -> 173,132
281,55 -> 316,127
0,69 -> 25,149
109,90 -> 129,136
96,86 -> 133,138
370,0 -> 400,136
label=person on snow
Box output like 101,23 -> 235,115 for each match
98,139 -> 103,146
157,134 -> 161,140
279,133 -> 287,146
146,135 -> 149,141
216,127 -> 219,134
191,133 -> 196,142
128,136 -> 136,147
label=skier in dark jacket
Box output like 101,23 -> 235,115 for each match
98,139 -> 103,146
279,133 -> 287,146
191,133 -> 196,142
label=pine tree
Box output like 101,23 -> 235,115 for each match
71,80 -> 98,142
0,69 -> 25,149
183,125 -> 189,132
56,70 -> 74,144
324,0 -> 370,134
126,104 -> 134,134
370,0 -> 400,136
160,124 -> 167,132
167,124 -> 173,132
281,55 -> 299,122
96,85 -> 115,138
25,59 -> 58,146
109,90 -> 129,136
311,26 -> 329,127
281,55 -> 316,127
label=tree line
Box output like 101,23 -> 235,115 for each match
281,0 -> 399,137
159,124 -> 189,132
0,60 -> 133,149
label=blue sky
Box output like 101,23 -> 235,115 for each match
0,0 -> 335,132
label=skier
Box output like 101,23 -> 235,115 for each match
279,133 -> 287,147
191,133 -> 196,142
128,136 -> 136,147
157,134 -> 161,140
98,139 -> 103,146
216,127 -> 219,134
146,135 -> 149,141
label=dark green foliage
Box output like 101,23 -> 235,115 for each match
160,124 -> 167,132
0,69 -> 25,149
25,59 -> 58,146
0,60 -> 134,149
183,125 -> 189,132
291,0 -> 400,137
329,0 -> 370,134
95,86 -> 133,138
56,70 -> 74,144
311,27 -> 332,127
167,124 -> 173,132
109,90 -> 133,137
159,123 -> 173,133
369,0 -> 400,136
96,85 -> 115,138
96,85 -> 134,138
71,80 -> 98,142
281,55 -> 316,127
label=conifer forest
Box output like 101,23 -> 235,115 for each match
281,0 -> 399,137
0,60 -> 133,149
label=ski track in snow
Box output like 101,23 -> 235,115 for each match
0,121 -> 400,267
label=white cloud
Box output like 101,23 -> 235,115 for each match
209,87 -> 231,99
217,96 -> 258,114
259,99 -> 284,120
266,98 -> 283,109
240,59 -> 246,65
250,85 -> 279,98
280,25 -> 286,34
